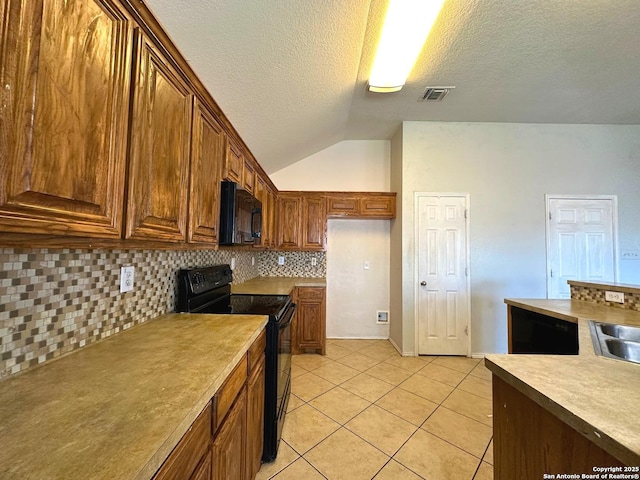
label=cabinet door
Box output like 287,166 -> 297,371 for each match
153,404 -> 212,480
126,29 -> 193,241
301,194 -> 326,251
253,176 -> 266,248
276,194 -> 302,249
358,194 -> 396,219
242,159 -> 255,195
0,0 -> 132,237
245,355 -> 265,480
267,188 -> 277,249
212,387 -> 247,480
223,140 -> 243,184
191,451 -> 212,480
296,287 -> 326,353
326,194 -> 359,217
188,100 -> 224,244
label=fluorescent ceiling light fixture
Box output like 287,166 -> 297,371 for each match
368,0 -> 446,93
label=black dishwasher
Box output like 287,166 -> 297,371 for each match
510,306 -> 578,354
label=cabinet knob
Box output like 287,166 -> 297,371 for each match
420,281 -> 427,286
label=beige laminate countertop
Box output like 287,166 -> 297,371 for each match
485,299 -> 640,466
231,276 -> 326,295
0,313 -> 268,480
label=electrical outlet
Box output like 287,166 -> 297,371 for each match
120,266 -> 134,293
363,260 -> 370,270
605,291 -> 625,304
278,256 -> 285,266
252,256 -> 255,266
230,257 -> 236,270
376,310 -> 389,324
311,257 -> 317,266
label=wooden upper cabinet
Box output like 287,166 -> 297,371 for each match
0,0 -> 133,237
326,192 -> 396,219
359,194 -> 396,218
223,140 -> 243,184
126,29 -> 193,242
188,100 -> 225,245
276,192 -> 326,251
262,186 -> 276,249
326,195 -> 359,217
301,195 -> 326,251
253,176 -> 266,247
277,193 -> 302,249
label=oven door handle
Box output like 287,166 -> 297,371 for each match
278,302 -> 296,329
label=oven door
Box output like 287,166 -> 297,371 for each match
276,303 -> 295,412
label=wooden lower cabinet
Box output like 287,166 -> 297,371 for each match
153,404 -> 212,480
212,387 -> 247,480
246,352 -> 265,480
293,287 -> 326,355
153,331 -> 265,480
191,451 -> 212,480
493,375 -> 624,480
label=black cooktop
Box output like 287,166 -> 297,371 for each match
229,294 -> 291,317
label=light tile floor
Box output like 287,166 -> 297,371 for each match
256,339 -> 494,480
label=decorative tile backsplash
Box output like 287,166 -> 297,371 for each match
570,285 -> 640,311
258,251 -> 326,277
0,248 -> 258,379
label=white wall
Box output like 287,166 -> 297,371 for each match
326,220 -> 390,338
271,140 -> 390,191
397,122 -> 640,356
271,140 -> 392,339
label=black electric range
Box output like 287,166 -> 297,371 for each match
176,265 -> 294,462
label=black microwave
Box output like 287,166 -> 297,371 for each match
219,181 -> 262,245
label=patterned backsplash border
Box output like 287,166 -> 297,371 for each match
258,251 -> 326,277
570,285 -> 640,311
0,248 -> 258,379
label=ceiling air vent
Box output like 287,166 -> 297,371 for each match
419,86 -> 455,102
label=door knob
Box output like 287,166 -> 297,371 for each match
420,281 -> 427,286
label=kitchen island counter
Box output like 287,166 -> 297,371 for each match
486,298 -> 640,470
0,313 -> 267,480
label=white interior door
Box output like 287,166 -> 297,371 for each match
416,194 -> 470,356
546,196 -> 617,299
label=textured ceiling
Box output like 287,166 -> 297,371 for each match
145,0 -> 640,174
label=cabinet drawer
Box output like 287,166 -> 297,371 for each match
297,287 -> 324,302
213,357 -> 247,432
247,329 -> 266,372
153,403 -> 212,480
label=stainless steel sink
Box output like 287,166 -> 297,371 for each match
599,323 -> 640,342
589,321 -> 640,364
604,339 -> 640,363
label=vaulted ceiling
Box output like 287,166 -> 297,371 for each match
146,0 -> 640,174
